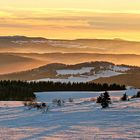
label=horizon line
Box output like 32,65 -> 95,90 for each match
0,35 -> 140,42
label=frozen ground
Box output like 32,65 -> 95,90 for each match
0,88 -> 140,140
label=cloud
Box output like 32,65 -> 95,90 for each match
88,21 -> 140,31
0,8 -> 140,40
1,12 -> 139,31
0,23 -> 33,28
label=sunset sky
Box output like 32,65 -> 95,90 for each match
0,0 -> 140,41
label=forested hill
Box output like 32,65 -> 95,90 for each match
0,80 -> 126,101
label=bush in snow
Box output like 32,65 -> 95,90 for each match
120,93 -> 129,101
23,101 -> 28,107
68,98 -> 74,103
52,99 -> 65,106
131,91 -> 140,99
23,101 -> 49,113
24,101 -> 39,109
24,101 -> 34,107
57,99 -> 65,106
137,92 -> 140,97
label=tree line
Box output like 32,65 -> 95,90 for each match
0,80 -> 126,101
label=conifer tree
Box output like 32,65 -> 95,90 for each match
101,91 -> 111,108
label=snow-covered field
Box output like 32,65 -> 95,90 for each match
0,88 -> 140,140
38,70 -> 122,83
56,67 -> 95,75
37,65 -> 130,83
38,70 -> 123,83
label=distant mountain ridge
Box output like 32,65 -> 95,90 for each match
1,52 -> 140,74
0,36 -> 140,54
15,52 -> 140,67
0,53 -> 45,74
0,35 -> 140,66
0,35 -> 139,42
0,36 -> 46,40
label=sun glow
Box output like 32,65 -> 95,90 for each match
0,0 -> 139,41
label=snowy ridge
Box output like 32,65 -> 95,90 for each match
56,67 -> 94,75
12,40 -> 47,44
113,65 -> 130,72
38,65 -> 129,83
38,70 -> 122,83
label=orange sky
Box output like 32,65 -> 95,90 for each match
0,0 -> 140,41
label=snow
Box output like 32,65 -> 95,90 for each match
38,70 -> 122,83
12,40 -> 47,44
0,101 -> 23,108
48,40 -> 87,48
35,65 -> 131,83
12,41 -> 28,44
31,40 -> 47,43
113,66 -> 130,72
56,66 -> 129,76
56,67 -> 94,75
0,88 -> 140,139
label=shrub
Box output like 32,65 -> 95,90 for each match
68,98 -> 74,102
131,91 -> 140,98
52,99 -> 65,106
120,93 -> 129,101
24,101 -> 49,113
136,91 -> 140,98
57,99 -> 65,106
